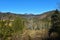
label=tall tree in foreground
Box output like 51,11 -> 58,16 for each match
48,9 -> 60,40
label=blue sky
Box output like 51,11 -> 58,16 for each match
0,0 -> 60,14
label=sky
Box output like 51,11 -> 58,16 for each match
0,0 -> 60,14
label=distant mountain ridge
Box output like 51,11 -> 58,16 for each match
0,10 -> 59,20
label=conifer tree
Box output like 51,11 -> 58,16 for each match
48,9 -> 60,40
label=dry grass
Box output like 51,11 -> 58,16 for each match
21,29 -> 49,38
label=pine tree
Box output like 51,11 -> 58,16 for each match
48,9 -> 60,40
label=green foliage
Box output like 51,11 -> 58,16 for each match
0,20 -> 13,40
12,17 -> 25,32
0,17 -> 25,40
49,9 -> 60,38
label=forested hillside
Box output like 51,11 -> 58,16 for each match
0,10 -> 60,40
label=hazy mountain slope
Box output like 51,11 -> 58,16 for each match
0,10 -> 57,20
0,10 -> 57,30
